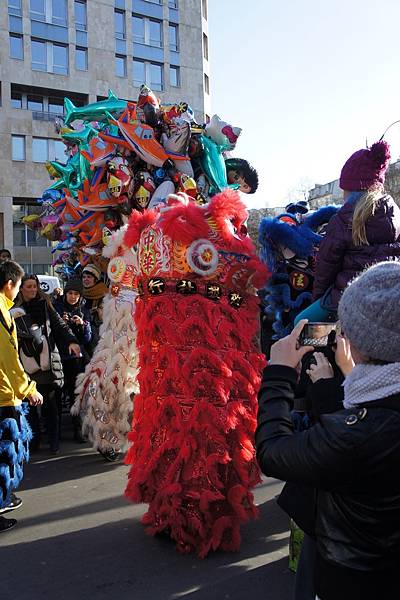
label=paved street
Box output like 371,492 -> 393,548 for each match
1,431 -> 293,600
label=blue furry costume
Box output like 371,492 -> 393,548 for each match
0,404 -> 31,509
258,205 -> 338,350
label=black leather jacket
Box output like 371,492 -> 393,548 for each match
256,365 -> 400,578
15,299 -> 77,388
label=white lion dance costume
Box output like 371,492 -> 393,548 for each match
72,226 -> 139,457
124,189 -> 269,557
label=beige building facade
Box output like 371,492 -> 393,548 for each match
308,179 -> 344,210
0,0 -> 210,273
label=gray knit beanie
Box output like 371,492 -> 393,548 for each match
338,261 -> 400,362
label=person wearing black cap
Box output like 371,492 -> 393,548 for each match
55,279 -> 92,442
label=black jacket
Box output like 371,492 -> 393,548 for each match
256,365 -> 400,598
15,298 -> 77,388
54,298 -> 92,361
278,376 -> 344,539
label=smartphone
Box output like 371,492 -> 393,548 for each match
299,322 -> 338,347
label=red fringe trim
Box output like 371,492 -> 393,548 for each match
125,292 -> 265,558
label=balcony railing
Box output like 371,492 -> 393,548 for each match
32,111 -> 64,122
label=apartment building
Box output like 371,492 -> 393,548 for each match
0,0 -> 210,273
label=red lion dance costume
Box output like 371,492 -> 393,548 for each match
124,189 -> 269,557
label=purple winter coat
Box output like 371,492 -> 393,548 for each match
313,193 -> 400,308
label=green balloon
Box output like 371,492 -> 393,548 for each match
200,135 -> 229,193
60,125 -> 98,145
78,144 -> 93,182
64,90 -> 127,126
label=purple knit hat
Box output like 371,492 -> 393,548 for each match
339,140 -> 391,191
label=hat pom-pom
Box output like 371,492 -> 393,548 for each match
370,140 -> 391,167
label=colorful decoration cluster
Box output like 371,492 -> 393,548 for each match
24,86 -> 258,280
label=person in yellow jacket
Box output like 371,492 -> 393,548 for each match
0,260 -> 43,532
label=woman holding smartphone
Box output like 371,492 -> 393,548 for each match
257,262 -> 400,600
12,275 -> 80,454
54,278 -> 92,443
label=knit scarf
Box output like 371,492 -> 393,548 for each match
343,362 -> 400,408
82,281 -> 108,301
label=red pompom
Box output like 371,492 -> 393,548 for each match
370,140 -> 391,167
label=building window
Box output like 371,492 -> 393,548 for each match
115,9 -> 126,39
31,39 -> 69,74
9,34 -> 23,60
30,0 -> 45,22
20,263 -> 53,275
8,0 -> 23,17
149,19 -> 162,48
204,73 -> 209,94
144,0 -> 162,4
149,62 -> 163,91
75,46 -> 88,70
133,59 -> 146,87
53,140 -> 66,161
12,135 -> 25,161
51,0 -> 68,27
48,97 -> 64,115
31,38 -> 46,70
9,14 -> 23,34
203,33 -> 208,61
132,15 -> 145,44
32,138 -> 65,162
28,94 -> 44,111
168,0 -> 178,7
133,59 -> 163,91
53,43 -> 68,74
202,0 -> 207,20
13,202 -> 50,248
30,0 -> 67,26
170,65 -> 180,87
115,54 -> 127,77
169,24 -> 178,52
32,137 -> 48,162
11,92 -> 22,109
74,0 -> 87,30
132,15 -> 162,47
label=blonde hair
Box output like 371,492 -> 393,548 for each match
351,187 -> 383,246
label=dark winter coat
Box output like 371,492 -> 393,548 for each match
313,192 -> 400,308
278,375 -> 344,538
54,298 -> 92,361
14,298 -> 77,388
256,365 -> 400,600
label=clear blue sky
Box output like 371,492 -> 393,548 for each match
208,0 -> 400,208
